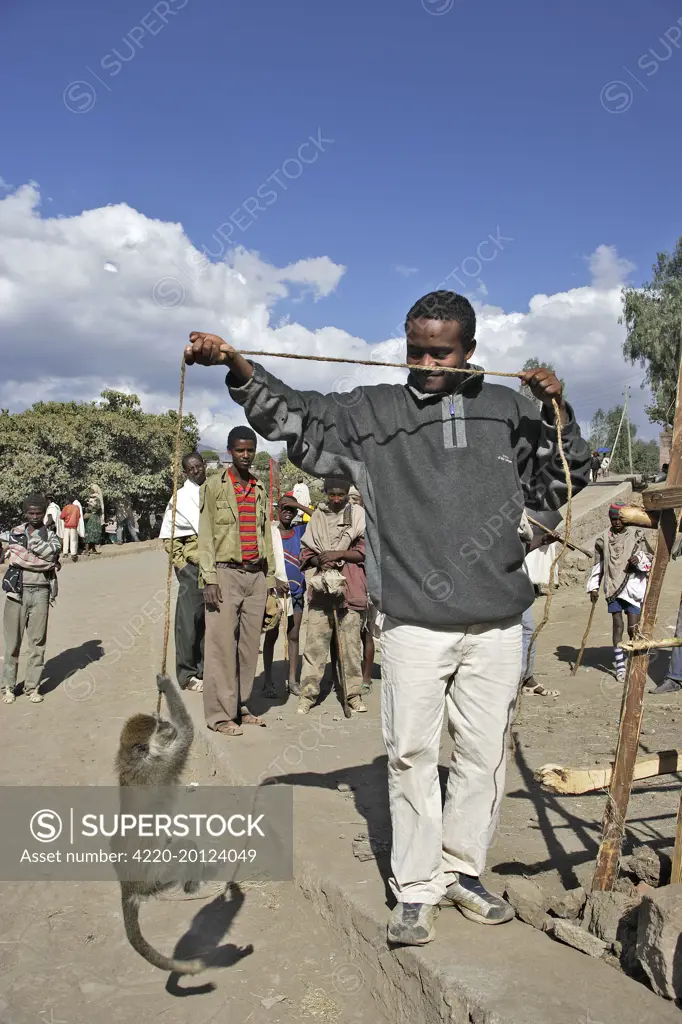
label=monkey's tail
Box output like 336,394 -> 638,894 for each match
122,893 -> 204,975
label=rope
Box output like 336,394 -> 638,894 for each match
239,350 -> 521,379
237,349 -> 575,678
158,356 -> 186,714
524,398 -> 573,680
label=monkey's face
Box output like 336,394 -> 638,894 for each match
120,714 -> 166,760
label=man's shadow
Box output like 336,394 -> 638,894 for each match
165,883 -> 254,996
30,639 -> 105,695
265,756 -> 394,900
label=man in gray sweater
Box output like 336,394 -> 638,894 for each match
185,290 -> 590,946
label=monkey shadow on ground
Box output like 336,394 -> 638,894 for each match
35,639 -> 105,695
554,643 -> 666,685
166,882 -> 254,996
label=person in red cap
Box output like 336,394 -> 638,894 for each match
586,502 -> 653,682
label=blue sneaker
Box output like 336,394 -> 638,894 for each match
441,874 -> 514,925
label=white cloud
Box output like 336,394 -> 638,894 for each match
0,183 -> 654,453
393,264 -> 419,277
472,247 -> 647,431
586,244 -> 635,291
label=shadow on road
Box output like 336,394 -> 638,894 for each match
264,756 -> 394,903
39,639 -> 105,695
166,883 -> 254,996
554,643 -> 667,685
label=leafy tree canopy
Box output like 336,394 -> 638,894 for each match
198,448 -> 221,463
252,451 -> 273,471
622,237 -> 682,426
0,390 -> 199,529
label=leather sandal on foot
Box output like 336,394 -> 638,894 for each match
28,691 -> 44,703
240,708 -> 266,726
185,677 -> 203,692
1,689 -> 16,704
522,683 -> 559,697
262,683 -> 278,699
215,721 -> 243,736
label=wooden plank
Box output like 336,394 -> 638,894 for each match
592,344 -> 682,892
643,486 -> 682,510
536,749 -> 682,796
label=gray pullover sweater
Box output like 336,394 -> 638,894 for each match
227,363 -> 590,628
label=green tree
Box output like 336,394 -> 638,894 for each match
252,451 -> 272,471
0,390 -> 199,529
587,404 -> 659,474
622,237 -> 682,426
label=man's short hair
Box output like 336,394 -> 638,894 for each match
23,493 -> 48,513
405,291 -> 476,347
324,476 -> 351,493
182,451 -> 204,471
227,426 -> 257,449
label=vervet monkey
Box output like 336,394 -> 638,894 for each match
115,674 -> 204,974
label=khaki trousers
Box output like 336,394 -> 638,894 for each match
203,566 -> 267,729
380,615 -> 522,904
300,603 -> 363,700
62,527 -> 79,556
2,588 -> 50,694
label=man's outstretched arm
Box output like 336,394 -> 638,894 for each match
185,332 -> 361,480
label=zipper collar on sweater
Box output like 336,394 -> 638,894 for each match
406,363 -> 484,402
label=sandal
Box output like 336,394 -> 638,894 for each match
2,689 -> 16,704
185,677 -> 204,692
522,683 -> 560,697
215,721 -> 243,736
240,708 -> 266,727
262,683 -> 278,699
28,691 -> 44,703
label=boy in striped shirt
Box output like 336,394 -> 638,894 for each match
198,426 -> 276,737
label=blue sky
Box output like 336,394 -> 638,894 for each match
1,0 -> 681,443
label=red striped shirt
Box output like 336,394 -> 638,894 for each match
229,468 -> 260,563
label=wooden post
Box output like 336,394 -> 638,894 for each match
592,349 -> 682,891
671,794 -> 682,885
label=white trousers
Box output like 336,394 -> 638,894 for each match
62,528 -> 78,556
380,615 -> 522,905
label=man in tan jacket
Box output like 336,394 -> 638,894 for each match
198,426 -> 276,736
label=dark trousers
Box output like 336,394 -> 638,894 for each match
174,562 -> 205,687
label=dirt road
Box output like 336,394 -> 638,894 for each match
0,552 -> 387,1024
3,543 -> 682,1021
